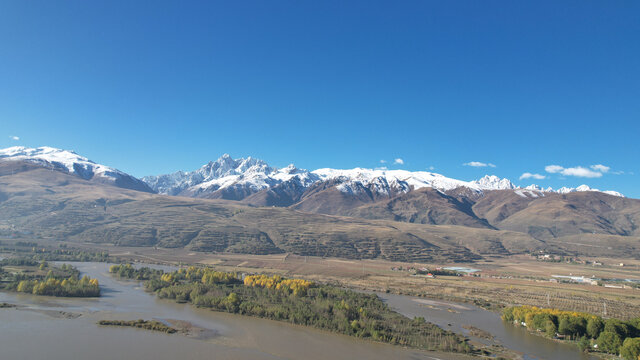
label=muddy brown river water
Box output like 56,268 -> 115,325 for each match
0,262 -> 597,360
0,262 -> 467,360
377,292 -> 596,360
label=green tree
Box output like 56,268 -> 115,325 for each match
502,307 -> 515,323
225,292 -> 240,313
628,318 -> 640,338
605,319 -> 630,339
570,316 -> 587,337
545,320 -> 558,338
577,335 -> 590,352
532,313 -> 555,331
620,338 -> 640,360
558,317 -> 573,338
597,331 -> 623,355
587,317 -> 604,339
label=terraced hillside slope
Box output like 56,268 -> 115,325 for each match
0,160 -> 550,262
302,187 -> 640,243
1,159 -> 639,260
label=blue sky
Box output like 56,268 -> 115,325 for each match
1,1 -> 638,196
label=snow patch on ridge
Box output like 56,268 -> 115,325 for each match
0,146 -> 151,192
1,146 -> 122,180
555,184 -> 624,197
312,168 -> 484,193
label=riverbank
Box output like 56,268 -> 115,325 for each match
503,305 -> 640,359
76,245 -> 640,320
5,240 -> 640,319
108,261 -> 601,359
0,261 -> 477,360
377,291 -> 597,360
3,243 -> 633,360
109,264 -> 475,355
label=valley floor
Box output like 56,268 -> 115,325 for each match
63,242 -> 640,320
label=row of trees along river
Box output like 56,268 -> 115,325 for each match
503,305 -> 640,359
108,264 -> 473,354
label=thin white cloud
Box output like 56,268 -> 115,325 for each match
520,172 -> 546,180
9,135 -> 19,141
394,158 -> 404,165
464,161 -> 496,168
379,160 -> 386,164
545,165 -> 564,173
375,166 -> 388,170
562,167 -> 603,178
427,166 -> 435,171
545,165 -> 603,178
590,164 -> 610,173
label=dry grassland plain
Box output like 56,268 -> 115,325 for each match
60,242 -> 640,320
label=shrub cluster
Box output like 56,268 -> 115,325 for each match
98,319 -> 177,333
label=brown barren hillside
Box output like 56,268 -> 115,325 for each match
1,160 -> 639,261
472,190 -> 640,238
275,181 -> 640,248
0,160 -> 546,262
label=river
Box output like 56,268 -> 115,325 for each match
0,262 -> 468,360
0,261 -> 600,360
377,292 -> 597,360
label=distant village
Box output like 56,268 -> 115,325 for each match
392,254 -> 640,291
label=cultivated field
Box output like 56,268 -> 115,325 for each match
64,243 -> 640,320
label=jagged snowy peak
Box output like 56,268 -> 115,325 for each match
142,154 -> 319,198
524,184 -> 553,192
197,154 -> 271,180
471,175 -> 516,190
0,146 -> 152,192
471,177 -> 624,198
142,154 -> 275,195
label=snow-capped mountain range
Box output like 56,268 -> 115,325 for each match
0,147 -> 624,198
140,156 -> 524,200
141,153 -> 624,199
